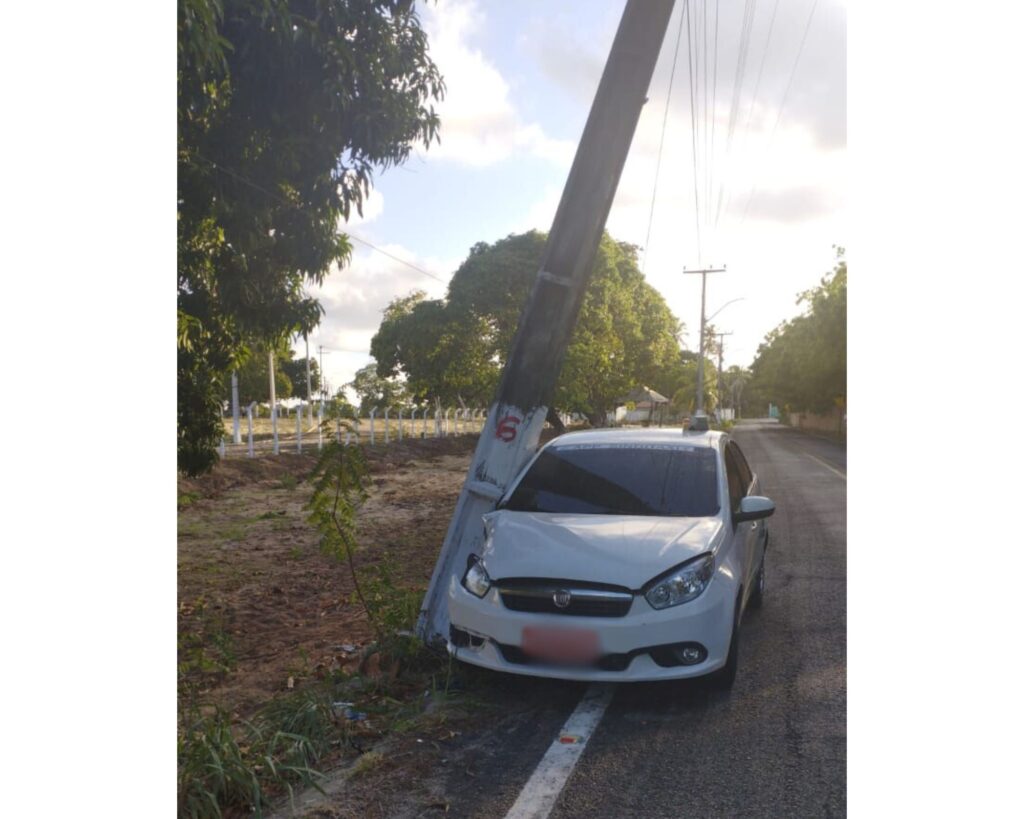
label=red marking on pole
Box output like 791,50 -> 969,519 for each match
495,414 -> 521,443
559,734 -> 580,744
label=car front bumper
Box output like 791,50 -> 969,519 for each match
446,571 -> 736,682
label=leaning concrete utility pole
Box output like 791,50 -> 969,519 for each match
418,0 -> 678,647
683,265 -> 725,413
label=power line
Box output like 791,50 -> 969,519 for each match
710,0 -> 720,238
737,0 -> 821,226
715,0 -> 759,228
345,234 -> 447,283
719,0 -> 781,225
641,4 -> 687,273
190,153 -> 447,284
684,0 -> 703,263
702,0 -> 710,230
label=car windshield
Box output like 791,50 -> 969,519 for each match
502,443 -> 720,517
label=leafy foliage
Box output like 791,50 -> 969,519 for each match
348,363 -> 409,417
232,338 -> 294,406
178,0 -> 444,475
670,353 -> 720,415
370,231 -> 688,423
747,248 -> 847,415
279,353 -> 320,401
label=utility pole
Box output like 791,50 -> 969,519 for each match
683,265 -> 726,413
318,345 -> 330,403
418,0 -> 677,647
714,330 -> 732,414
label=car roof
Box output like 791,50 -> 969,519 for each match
545,427 -> 723,450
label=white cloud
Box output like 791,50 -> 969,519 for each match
298,242 -> 457,397
512,185 -> 561,234
343,189 -> 385,228
417,0 -> 574,167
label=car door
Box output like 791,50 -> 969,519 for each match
733,442 -> 765,593
724,442 -> 759,607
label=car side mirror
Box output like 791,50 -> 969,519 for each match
734,495 -> 775,523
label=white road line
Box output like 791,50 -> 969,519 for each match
806,453 -> 846,480
504,684 -> 615,819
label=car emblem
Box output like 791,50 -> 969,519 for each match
553,589 -> 572,608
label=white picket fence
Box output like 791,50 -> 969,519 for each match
217,404 -> 490,459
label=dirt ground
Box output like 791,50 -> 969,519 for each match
178,435 -> 479,719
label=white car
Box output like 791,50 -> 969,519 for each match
446,427 -> 775,687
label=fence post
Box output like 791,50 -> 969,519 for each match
317,403 -> 323,451
231,371 -> 241,444
423,409 -> 429,438
219,437 -> 225,458
345,431 -> 351,446
410,408 -> 417,439
398,408 -> 404,441
384,407 -> 391,444
271,402 -> 279,455
247,403 -> 255,458
296,405 -> 303,453
369,407 -> 378,446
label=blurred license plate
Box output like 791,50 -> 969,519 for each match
521,626 -> 600,664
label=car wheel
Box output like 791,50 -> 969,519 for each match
748,555 -> 766,610
707,597 -> 741,691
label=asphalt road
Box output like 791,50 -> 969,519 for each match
441,420 -> 846,818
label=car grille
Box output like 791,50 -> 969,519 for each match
497,580 -> 633,618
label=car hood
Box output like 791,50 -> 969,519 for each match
480,510 -> 723,590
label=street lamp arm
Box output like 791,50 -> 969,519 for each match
706,297 -> 746,324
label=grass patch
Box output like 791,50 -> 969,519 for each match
178,638 -> 466,818
178,490 -> 202,509
350,750 -> 385,778
278,474 -> 298,491
178,692 -> 333,819
257,510 -> 287,520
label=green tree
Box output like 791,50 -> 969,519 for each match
348,363 -> 409,416
748,248 -> 847,416
233,340 -> 294,407
178,0 -> 444,474
371,231 -> 687,425
670,353 -> 719,416
279,354 -> 320,401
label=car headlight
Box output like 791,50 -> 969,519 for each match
644,554 -> 714,610
462,557 -> 491,598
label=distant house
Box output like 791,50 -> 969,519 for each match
613,386 -> 671,425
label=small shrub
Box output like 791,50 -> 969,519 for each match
357,556 -> 423,643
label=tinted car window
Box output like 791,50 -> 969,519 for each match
728,441 -> 753,490
724,445 -> 745,513
503,444 -> 720,517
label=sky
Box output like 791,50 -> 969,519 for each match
300,0 -> 846,400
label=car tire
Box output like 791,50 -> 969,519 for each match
707,597 -> 741,691
748,555 -> 766,610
